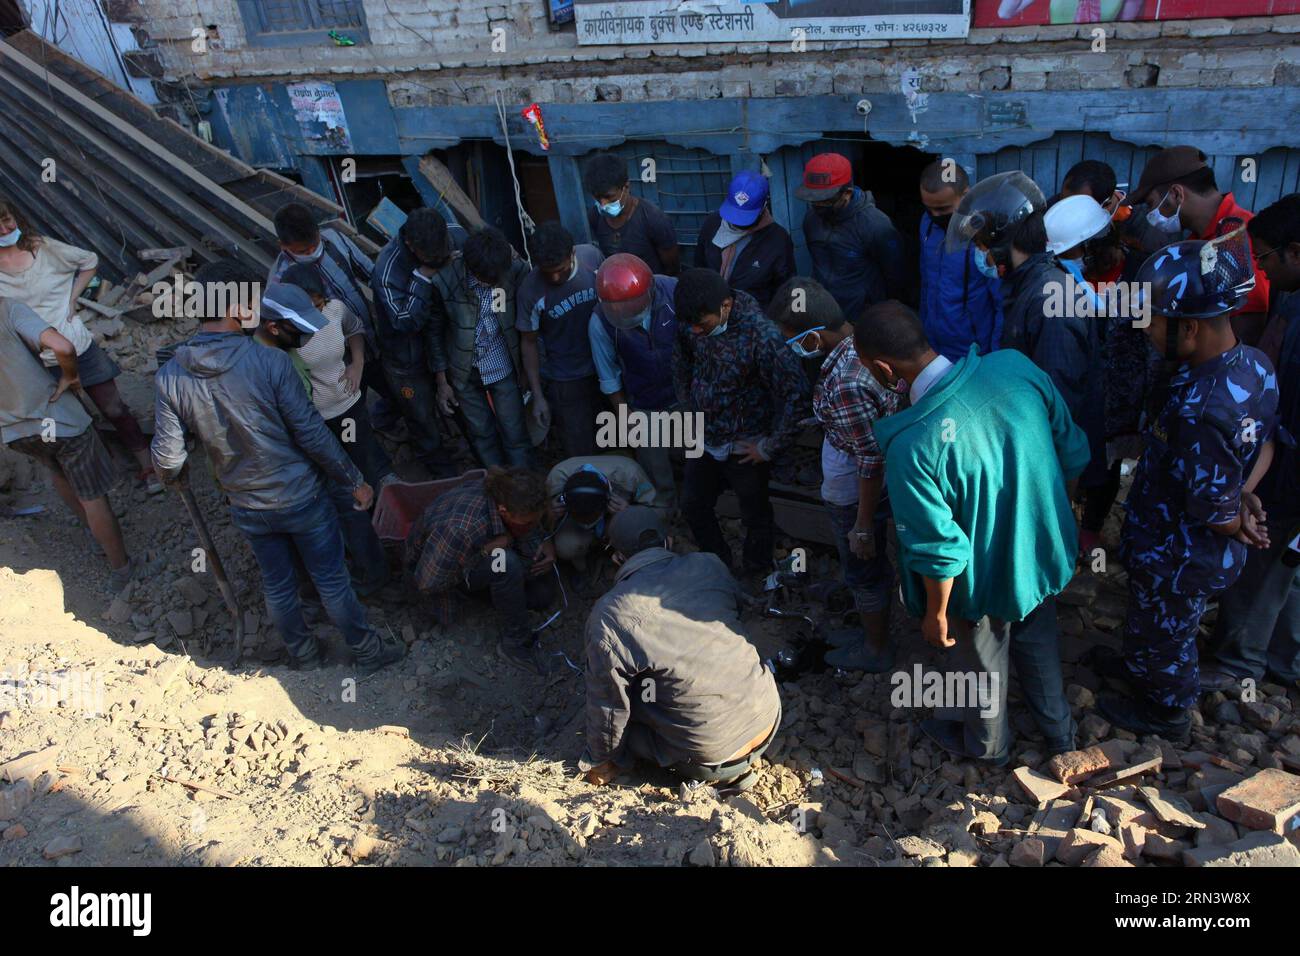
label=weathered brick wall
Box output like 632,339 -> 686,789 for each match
124,0 -> 1300,108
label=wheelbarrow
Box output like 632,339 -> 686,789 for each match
371,469 -> 487,546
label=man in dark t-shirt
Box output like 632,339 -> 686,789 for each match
583,152 -> 681,276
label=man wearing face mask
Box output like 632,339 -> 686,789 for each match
583,153 -> 680,276
588,254 -> 680,509
1043,195 -> 1119,558
861,300 -> 1090,762
918,160 -> 1003,362
693,170 -> 795,310
673,268 -> 810,578
153,263 -> 403,674
770,277 -> 900,671
949,173 -> 1100,460
517,222 -> 604,459
1094,228 -> 1278,740
798,153 -> 907,325
255,283 -> 391,599
1127,146 -> 1271,355
1205,195 -> 1300,696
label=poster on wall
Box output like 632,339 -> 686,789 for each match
575,1 -> 971,45
973,0 -> 1300,28
286,81 -> 354,152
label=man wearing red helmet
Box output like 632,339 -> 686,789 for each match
588,253 -> 680,508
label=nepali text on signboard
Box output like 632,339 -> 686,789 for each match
574,1 -> 971,45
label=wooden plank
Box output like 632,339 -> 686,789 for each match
1251,148 -> 1289,212
0,41 -> 275,237
416,154 -> 486,230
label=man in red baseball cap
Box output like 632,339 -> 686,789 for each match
1128,145 -> 1272,354
797,153 -> 907,323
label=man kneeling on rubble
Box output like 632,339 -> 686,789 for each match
581,507 -> 781,792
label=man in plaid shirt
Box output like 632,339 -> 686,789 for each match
405,467 -> 556,672
673,269 -> 810,576
771,277 -> 901,672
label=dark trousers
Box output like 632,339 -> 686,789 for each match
1123,562 -> 1205,710
545,375 -> 601,459
825,498 -> 894,614
326,400 -> 395,489
456,368 -> 533,469
1082,460 -> 1123,534
1209,533 -> 1300,684
229,492 -> 379,662
325,480 -> 390,593
946,597 -> 1073,758
462,547 -> 557,642
384,365 -> 454,476
682,453 -> 774,572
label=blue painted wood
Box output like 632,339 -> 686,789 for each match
385,89 -> 1300,162
335,80 -> 401,155
548,153 -> 591,244
297,155 -> 336,202
980,132 -> 1300,214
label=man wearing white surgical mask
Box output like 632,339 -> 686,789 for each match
1127,146 -> 1271,351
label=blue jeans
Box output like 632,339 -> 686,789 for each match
324,481 -> 390,594
229,491 -> 379,661
1209,533 -> 1300,683
824,498 -> 894,614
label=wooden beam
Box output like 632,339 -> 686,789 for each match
417,155 -> 485,230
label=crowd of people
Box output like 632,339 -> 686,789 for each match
2,142 -> 1298,793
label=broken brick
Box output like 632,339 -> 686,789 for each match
1009,837 -> 1045,867
1119,823 -> 1147,861
1048,746 -> 1109,785
1013,766 -> 1071,806
1142,832 -> 1186,863
1182,831 -> 1300,867
1056,827 -> 1124,866
1138,786 -> 1206,829
1215,768 -> 1300,834
1084,843 -> 1134,867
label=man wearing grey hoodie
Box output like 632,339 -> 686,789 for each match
151,261 -> 403,673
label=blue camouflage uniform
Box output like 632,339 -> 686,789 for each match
1120,343 -> 1279,709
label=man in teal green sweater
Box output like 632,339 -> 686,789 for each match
859,301 -> 1091,762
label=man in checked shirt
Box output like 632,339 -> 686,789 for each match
771,277 -> 901,672
405,467 -> 557,673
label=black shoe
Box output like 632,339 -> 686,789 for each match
919,717 -> 1009,767
355,633 -> 405,676
1096,692 -> 1190,744
824,640 -> 896,673
497,637 -> 543,675
289,640 -> 328,671
1198,665 -> 1249,695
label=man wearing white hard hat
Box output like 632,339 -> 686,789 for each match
1045,195 -> 1125,557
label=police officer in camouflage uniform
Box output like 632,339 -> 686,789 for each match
1096,224 -> 1279,740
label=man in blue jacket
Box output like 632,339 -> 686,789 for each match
797,153 -> 907,323
917,160 -> 1002,361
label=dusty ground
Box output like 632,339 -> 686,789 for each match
1,319 -> 1298,868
